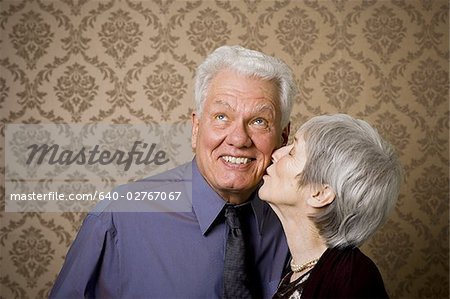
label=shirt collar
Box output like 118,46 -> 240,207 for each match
191,158 -> 265,236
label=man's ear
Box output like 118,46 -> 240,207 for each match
191,112 -> 199,150
306,184 -> 335,208
281,123 -> 290,146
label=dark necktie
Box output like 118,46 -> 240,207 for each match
223,204 -> 253,299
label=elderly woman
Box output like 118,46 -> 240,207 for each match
259,114 -> 402,299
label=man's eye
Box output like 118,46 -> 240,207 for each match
215,114 -> 228,121
252,118 -> 267,126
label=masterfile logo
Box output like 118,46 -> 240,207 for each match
5,123 -> 193,212
26,141 -> 169,171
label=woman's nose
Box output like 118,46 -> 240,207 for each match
272,144 -> 292,162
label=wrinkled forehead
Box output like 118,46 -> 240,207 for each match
205,70 -> 282,110
293,129 -> 306,144
209,98 -> 277,112
211,68 -> 280,91
292,129 -> 312,159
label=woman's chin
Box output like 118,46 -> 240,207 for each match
258,186 -> 273,203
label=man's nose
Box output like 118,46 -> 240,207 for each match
226,122 -> 252,148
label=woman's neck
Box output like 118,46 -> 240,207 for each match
270,204 -> 327,280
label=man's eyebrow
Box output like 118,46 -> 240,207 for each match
253,103 -> 275,114
211,100 -> 275,115
211,100 -> 235,111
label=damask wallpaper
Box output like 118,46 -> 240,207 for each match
0,0 -> 448,298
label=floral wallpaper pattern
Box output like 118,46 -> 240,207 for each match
0,0 -> 448,298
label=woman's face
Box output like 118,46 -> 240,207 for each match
259,132 -> 309,206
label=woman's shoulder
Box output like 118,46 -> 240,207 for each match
302,247 -> 389,298
325,247 -> 380,271
322,246 -> 386,283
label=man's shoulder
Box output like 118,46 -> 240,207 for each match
90,162 -> 193,215
140,161 -> 192,182
117,161 -> 192,192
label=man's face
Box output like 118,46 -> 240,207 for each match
191,69 -> 288,203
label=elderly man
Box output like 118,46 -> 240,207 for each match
50,45 -> 297,298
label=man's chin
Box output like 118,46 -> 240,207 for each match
219,178 -> 261,191
214,183 -> 259,203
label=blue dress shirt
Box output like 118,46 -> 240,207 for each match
49,159 -> 289,298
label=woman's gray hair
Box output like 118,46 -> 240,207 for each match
297,114 -> 403,248
194,45 -> 297,129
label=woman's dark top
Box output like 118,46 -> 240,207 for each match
273,247 -> 389,299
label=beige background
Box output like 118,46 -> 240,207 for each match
0,0 -> 448,298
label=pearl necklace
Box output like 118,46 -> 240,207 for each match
290,257 -> 320,273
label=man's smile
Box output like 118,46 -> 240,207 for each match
221,155 -> 255,165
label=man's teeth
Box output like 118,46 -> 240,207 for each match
222,156 -> 252,164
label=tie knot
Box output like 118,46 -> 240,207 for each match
224,205 -> 241,229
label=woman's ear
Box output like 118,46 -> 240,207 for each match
306,185 -> 335,208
